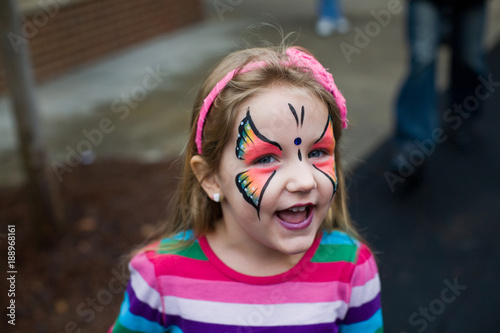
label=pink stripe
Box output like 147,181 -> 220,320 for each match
291,261 -> 354,283
351,248 -> 378,287
355,244 -> 373,265
153,254 -> 230,281
129,252 -> 158,288
151,251 -> 357,284
157,275 -> 352,304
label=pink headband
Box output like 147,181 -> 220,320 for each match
195,47 -> 348,154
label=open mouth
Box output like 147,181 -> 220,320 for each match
276,204 -> 314,231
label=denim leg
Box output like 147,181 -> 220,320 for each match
395,0 -> 441,145
318,0 -> 340,20
450,1 -> 488,126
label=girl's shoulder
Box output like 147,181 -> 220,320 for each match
316,230 -> 379,288
139,230 -> 206,258
314,229 -> 373,266
129,231 -> 207,279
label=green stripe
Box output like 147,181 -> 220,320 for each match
375,326 -> 384,333
157,239 -> 208,260
112,321 -> 144,333
311,243 -> 358,263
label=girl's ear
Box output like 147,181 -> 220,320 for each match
190,155 -> 221,199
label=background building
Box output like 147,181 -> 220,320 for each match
0,0 -> 203,92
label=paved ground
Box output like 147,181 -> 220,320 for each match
349,39 -> 500,332
1,0 -> 500,331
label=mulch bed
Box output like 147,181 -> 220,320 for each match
0,160 -> 181,332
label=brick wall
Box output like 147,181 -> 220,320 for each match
0,0 -> 203,93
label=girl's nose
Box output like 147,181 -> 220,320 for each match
285,163 -> 317,193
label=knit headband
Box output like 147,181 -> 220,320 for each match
195,47 -> 348,154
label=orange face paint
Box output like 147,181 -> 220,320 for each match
312,115 -> 337,199
235,110 -> 282,217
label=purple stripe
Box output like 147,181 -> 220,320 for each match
166,315 -> 341,333
343,292 -> 381,324
127,284 -> 163,325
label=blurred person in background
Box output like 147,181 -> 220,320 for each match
390,0 -> 488,183
316,0 -> 350,37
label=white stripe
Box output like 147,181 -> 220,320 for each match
161,296 -> 349,326
130,265 -> 162,311
349,274 -> 381,307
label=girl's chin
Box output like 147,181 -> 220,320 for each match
275,237 -> 316,257
273,226 -> 320,255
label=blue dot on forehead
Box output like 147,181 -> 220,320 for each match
294,137 -> 302,146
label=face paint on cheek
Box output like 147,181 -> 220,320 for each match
312,115 -> 338,201
313,158 -> 337,201
235,168 -> 276,219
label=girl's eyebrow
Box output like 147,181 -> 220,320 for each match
235,109 -> 282,161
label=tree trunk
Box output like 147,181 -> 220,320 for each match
0,0 -> 66,246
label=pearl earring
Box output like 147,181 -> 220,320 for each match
211,193 -> 223,202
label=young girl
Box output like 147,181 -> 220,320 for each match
109,45 -> 383,332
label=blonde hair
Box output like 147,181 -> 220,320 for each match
153,44 -> 361,249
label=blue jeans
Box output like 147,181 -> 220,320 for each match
395,0 -> 487,146
318,0 -> 342,20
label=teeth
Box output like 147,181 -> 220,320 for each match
290,206 -> 306,213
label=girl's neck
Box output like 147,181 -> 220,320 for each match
205,220 -> 305,277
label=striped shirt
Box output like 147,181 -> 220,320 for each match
109,230 -> 383,332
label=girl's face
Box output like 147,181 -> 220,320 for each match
216,85 -> 337,258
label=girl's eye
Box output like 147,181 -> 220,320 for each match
308,150 -> 326,159
255,155 -> 277,165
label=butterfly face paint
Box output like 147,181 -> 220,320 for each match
311,115 -> 337,200
235,110 -> 282,217
234,104 -> 337,219
214,85 -> 338,259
